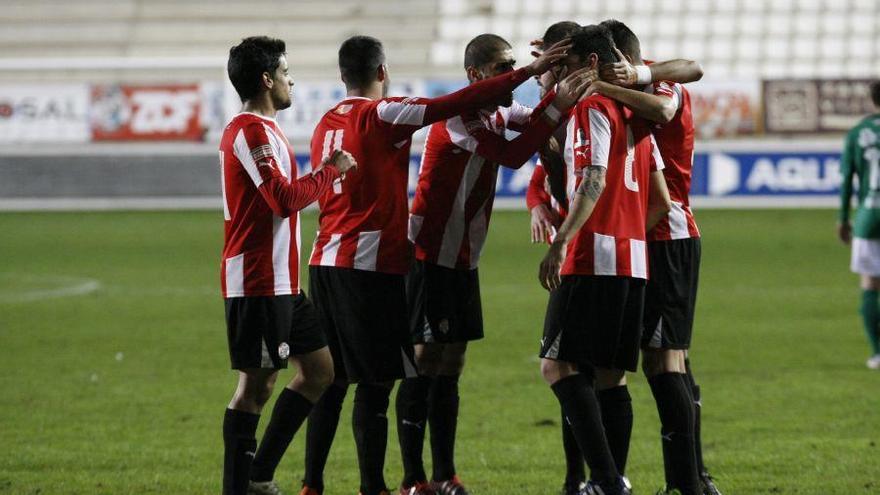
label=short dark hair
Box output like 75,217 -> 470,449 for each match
464,33 -> 511,69
871,81 -> 880,107
600,19 -> 641,60
542,21 -> 580,48
338,35 -> 386,89
227,36 -> 286,102
570,24 -> 618,65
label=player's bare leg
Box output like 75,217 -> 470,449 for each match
249,347 -> 335,493
224,369 -> 278,495
541,359 -> 629,494
859,275 -> 880,369
643,349 -> 700,495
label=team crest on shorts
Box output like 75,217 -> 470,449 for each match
278,342 -> 290,360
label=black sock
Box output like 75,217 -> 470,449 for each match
551,374 -> 619,484
303,383 -> 348,492
250,388 -> 314,482
396,375 -> 433,486
561,408 -> 586,486
684,358 -> 706,474
597,385 -> 633,475
429,374 -> 460,482
648,373 -> 700,494
353,383 -> 392,495
223,408 -> 260,495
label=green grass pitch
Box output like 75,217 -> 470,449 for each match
1,209 -> 878,494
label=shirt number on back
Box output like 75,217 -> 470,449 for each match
322,130 -> 345,193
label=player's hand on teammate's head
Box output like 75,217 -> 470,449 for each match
554,67 -> 598,109
530,38 -> 544,52
838,221 -> 853,245
527,39 -> 572,76
326,149 -> 358,175
599,47 -> 638,86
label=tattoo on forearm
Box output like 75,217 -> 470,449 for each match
576,166 -> 606,201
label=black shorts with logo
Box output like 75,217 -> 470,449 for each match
309,265 -> 417,383
225,293 -> 328,370
642,237 -> 701,350
540,275 -> 646,372
407,259 -> 484,344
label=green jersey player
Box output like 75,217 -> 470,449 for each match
838,80 -> 880,370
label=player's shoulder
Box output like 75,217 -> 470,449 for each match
224,112 -> 271,133
575,94 -> 622,122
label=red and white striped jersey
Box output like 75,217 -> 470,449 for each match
644,81 -> 700,241
561,96 -> 664,279
219,112 -> 339,298
410,95 -> 560,269
308,67 -> 532,274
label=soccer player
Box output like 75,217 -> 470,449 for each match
537,25 -> 672,495
590,19 -> 720,495
395,33 -> 592,495
300,36 -> 571,495
218,36 -> 357,495
839,80 -> 880,370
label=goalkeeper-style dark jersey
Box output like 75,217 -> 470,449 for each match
840,113 -> 880,239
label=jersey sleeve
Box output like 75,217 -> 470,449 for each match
370,67 -> 532,143
233,122 -> 339,218
460,97 -> 558,169
526,160 -> 552,210
840,128 -> 858,223
570,103 -> 612,174
505,101 -> 534,132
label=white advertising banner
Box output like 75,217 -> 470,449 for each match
0,84 -> 90,142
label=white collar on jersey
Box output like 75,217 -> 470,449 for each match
235,111 -> 278,123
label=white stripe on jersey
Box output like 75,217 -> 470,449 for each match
649,134 -> 665,171
272,215 -> 292,295
668,202 -> 691,240
354,230 -> 381,271
564,118 -> 576,199
233,129 -> 266,187
588,108 -> 612,168
446,117 -> 479,152
320,233 -> 342,266
408,214 -> 424,243
593,233 -> 617,276
377,99 -> 426,127
437,154 -> 486,268
220,150 -> 231,221
225,253 -> 245,297
630,239 -> 647,279
263,123 -> 291,178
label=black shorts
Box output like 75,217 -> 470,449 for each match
309,266 -> 417,383
407,260 -> 484,344
540,275 -> 646,372
642,238 -> 701,350
225,293 -> 328,370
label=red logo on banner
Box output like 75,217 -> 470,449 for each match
90,84 -> 202,141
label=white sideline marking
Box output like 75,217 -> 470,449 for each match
0,274 -> 102,303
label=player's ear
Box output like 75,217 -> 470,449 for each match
589,53 -> 599,70
262,71 -> 274,89
465,66 -> 480,83
376,64 -> 387,83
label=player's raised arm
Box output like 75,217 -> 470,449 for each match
234,123 -> 356,218
588,79 -> 679,124
375,40 -> 572,143
839,128 -> 858,244
600,49 -> 703,86
463,67 -> 593,168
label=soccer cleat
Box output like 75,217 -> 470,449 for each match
248,480 -> 283,495
298,486 -> 321,495
583,477 -> 632,495
399,481 -> 437,495
700,472 -> 723,495
561,480 -> 587,495
866,354 -> 880,370
432,475 -> 469,495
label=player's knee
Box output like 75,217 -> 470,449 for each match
414,344 -> 443,376
439,343 -> 467,375
541,359 -> 576,385
641,349 -> 686,377
594,367 -> 626,390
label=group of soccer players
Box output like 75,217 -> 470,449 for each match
218,17 -> 722,495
